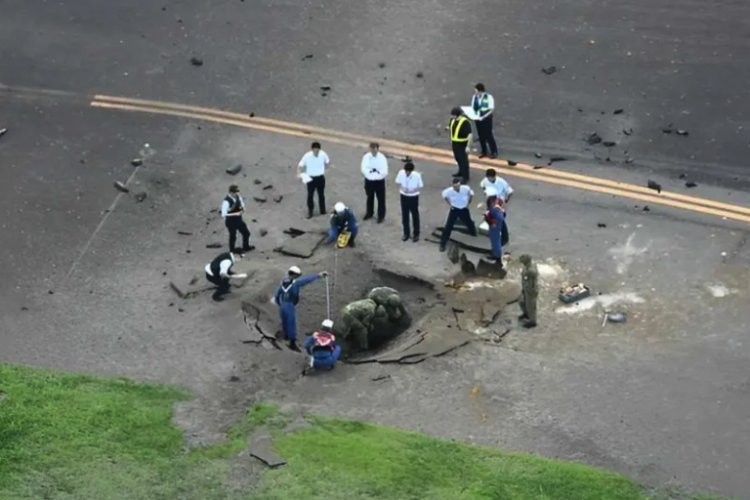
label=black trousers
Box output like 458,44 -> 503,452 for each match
225,217 -> 251,251
364,179 -> 386,219
439,207 -> 477,248
400,194 -> 420,237
475,118 -> 498,156
452,142 -> 470,183
306,175 -> 326,214
205,272 -> 230,299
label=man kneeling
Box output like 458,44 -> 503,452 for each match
304,319 -> 342,371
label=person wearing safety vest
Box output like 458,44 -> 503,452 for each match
484,187 -> 508,265
327,202 -> 359,248
204,251 -> 248,301
449,107 -> 473,184
472,83 -> 499,159
303,319 -> 342,371
274,266 -> 328,351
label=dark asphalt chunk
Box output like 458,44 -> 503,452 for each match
190,57 -> 203,66
206,242 -> 222,248
534,152 -> 543,158
114,181 -> 129,193
603,141 -> 616,147
647,180 -> 662,193
541,66 -> 557,75
416,71 -> 424,78
676,129 -> 689,136
253,196 -> 267,203
597,223 -> 607,228
320,85 -> 331,91
273,195 -> 283,203
225,164 -> 242,175
253,179 -> 262,185
177,230 -> 193,236
134,192 -> 147,202
130,158 -> 143,167
548,156 -> 566,164
613,109 -> 624,114
301,54 -> 313,60
685,181 -> 698,188
623,128 -> 633,136
587,132 -> 603,145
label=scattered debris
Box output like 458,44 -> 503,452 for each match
415,71 -> 424,78
206,242 -> 222,249
533,165 -> 544,170
678,173 -> 687,179
597,222 -> 607,228
283,227 -> 306,237
586,132 -> 603,145
706,284 -> 732,298
647,180 -> 662,193
378,62 -> 386,68
320,85 -> 331,91
114,181 -> 129,193
685,181 -> 697,188
613,108 -> 624,115
676,129 -> 689,136
548,156 -> 566,165
259,229 -> 268,237
541,66 -> 557,75
642,205 -> 651,212
623,128 -> 633,136
534,152 -> 543,158
605,312 -> 627,324
371,374 -> 391,382
190,57 -> 203,66
177,230 -> 193,236
130,158 -> 143,167
262,184 -> 273,190
228,375 -> 240,382
602,141 -> 616,147
557,292 -> 644,314
253,196 -> 267,203
507,160 -> 517,166
301,54 -> 314,61
273,195 -> 284,203
249,434 -> 286,468
253,179 -> 262,185
134,192 -> 148,203
226,164 -> 242,175
625,157 -> 634,164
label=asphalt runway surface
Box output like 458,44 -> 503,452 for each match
2,0 -> 750,497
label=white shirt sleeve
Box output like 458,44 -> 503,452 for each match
219,260 -> 233,277
441,187 -> 452,200
322,151 -> 330,165
395,170 -> 404,184
298,152 -> 308,169
221,199 -> 230,218
468,187 -> 475,197
416,172 -> 424,189
380,153 -> 388,177
480,178 -> 488,190
361,154 -> 370,177
239,195 -> 246,209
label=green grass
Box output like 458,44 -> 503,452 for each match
0,363 -> 725,500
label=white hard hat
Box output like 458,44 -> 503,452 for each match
321,319 -> 334,329
485,187 -> 498,198
334,202 -> 346,213
288,265 -> 301,275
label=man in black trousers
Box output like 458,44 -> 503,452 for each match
471,83 -> 499,158
221,184 -> 254,254
360,142 -> 389,222
298,141 -> 331,218
439,177 -> 477,252
449,107 -> 472,183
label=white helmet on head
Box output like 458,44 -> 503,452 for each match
485,187 -> 498,198
288,265 -> 302,275
321,319 -> 334,329
334,202 -> 346,214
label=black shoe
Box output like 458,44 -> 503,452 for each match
412,235 -> 419,242
478,153 -> 488,159
241,245 -> 255,252
376,218 -> 384,224
439,245 -> 446,252
452,171 -> 462,177
518,314 -> 529,320
401,235 -> 409,241
522,321 -> 537,329
306,211 -> 313,219
363,214 -> 373,221
349,240 -> 356,248
288,341 -> 300,352
489,154 -> 498,159
320,208 -> 326,215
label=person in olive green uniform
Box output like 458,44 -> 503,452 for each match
518,254 -> 538,328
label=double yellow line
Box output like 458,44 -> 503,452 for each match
90,94 -> 750,224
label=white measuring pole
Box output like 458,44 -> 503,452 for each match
325,274 -> 331,320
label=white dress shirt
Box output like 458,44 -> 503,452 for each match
361,152 -> 389,181
442,185 -> 474,209
298,150 -> 330,177
480,177 -> 513,201
395,170 -> 423,196
221,195 -> 246,218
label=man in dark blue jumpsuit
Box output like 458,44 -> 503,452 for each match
274,266 -> 327,351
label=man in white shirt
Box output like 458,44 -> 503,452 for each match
394,161 -> 423,242
298,141 -> 330,218
472,83 -> 499,159
479,168 -> 513,204
221,184 -> 254,253
360,142 -> 388,222
439,177 -> 477,252
204,251 -> 248,301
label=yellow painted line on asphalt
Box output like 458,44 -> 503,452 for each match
90,97 -> 750,224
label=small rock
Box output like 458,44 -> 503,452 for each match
541,66 -> 557,75
371,374 -> 391,382
603,141 -> 616,147
613,108 -> 624,114
0,128 -> 8,138
249,112 -> 255,117
320,85 -> 331,91
206,242 -> 223,248
676,129 -> 689,136
625,157 -> 634,164
378,62 -> 386,68
259,229 -> 268,237
48,290 -> 54,295
190,57 -> 203,66
134,192 -> 148,202
253,196 -> 267,203
21,306 -> 28,311
623,128 -> 633,136
534,152 -> 543,158
678,173 -> 687,179
114,181 -> 129,193
661,124 -> 674,134
647,180 -> 662,193
597,222 -> 607,228
169,302 -> 174,307
186,250 -> 191,254
415,71 -> 424,78
507,160 -> 518,166
178,308 -> 185,312
642,205 -> 651,212
162,271 -> 167,276
606,312 -> 627,323
229,375 -> 241,382
177,230 -> 193,236
130,158 -> 143,167
226,164 -> 243,175
273,195 -> 284,203
253,179 -> 262,185
301,54 -> 314,60
685,181 -> 697,188
262,184 -> 273,190
587,132 -> 603,145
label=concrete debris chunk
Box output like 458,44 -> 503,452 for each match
259,228 -> 268,237
507,160 -> 517,166
642,205 -> 651,212
206,242 -> 222,248
226,164 -> 242,175
134,192 -> 147,202
320,85 -> 331,91
114,181 -> 129,193
0,128 -> 7,138
676,129 -> 689,136
262,184 -> 273,190
130,158 -> 143,167
613,108 -> 624,114
253,196 -> 267,203
647,180 -> 662,193
685,181 -> 697,188
190,57 -> 203,66
253,179 -> 262,185
301,54 -> 314,60
541,66 -> 557,75
587,132 -> 602,145
177,230 -> 193,236
597,222 -> 607,228
534,152 -> 543,158
250,434 -> 286,468
273,195 -> 284,203
623,128 -> 633,136
415,72 -> 424,78
378,62 -> 386,68
602,141 -> 616,147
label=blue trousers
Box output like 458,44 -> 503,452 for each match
489,226 -> 502,259
327,225 -> 358,244
279,302 -> 298,341
311,345 -> 342,370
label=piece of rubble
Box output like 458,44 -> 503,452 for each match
533,165 -> 544,170
253,179 -> 262,185
249,434 -> 286,468
249,112 -> 255,117
273,195 -> 283,203
661,124 -> 674,134
0,128 -> 8,138
225,164 -> 242,175
301,54 -> 314,60
646,180 -> 662,193
678,173 -> 687,179
262,184 -> 273,190
206,242 -> 222,249
283,227 -> 305,237
253,196 -> 267,203
613,108 -> 624,114
605,311 -> 627,323
602,141 -> 616,147
320,85 -> 331,91
685,181 -> 697,188
541,66 -> 557,75
259,229 -> 268,237
378,62 -> 386,68
642,205 -> 651,212
623,128 -> 633,136
507,160 -> 517,166
276,232 -> 325,258
416,71 -> 424,78
134,192 -> 148,203
597,222 -> 607,228
676,129 -> 689,136
177,230 -> 193,236
586,132 -> 602,145
548,156 -> 566,164
190,57 -> 203,66
371,374 -> 391,382
114,181 -> 129,193
228,375 -> 240,382
130,158 -> 143,167
534,152 -> 543,158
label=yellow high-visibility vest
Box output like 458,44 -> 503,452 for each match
450,116 -> 470,142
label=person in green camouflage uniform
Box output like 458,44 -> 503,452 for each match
518,254 -> 538,328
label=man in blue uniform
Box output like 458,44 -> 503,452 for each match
303,319 -> 342,372
274,266 -> 327,351
327,202 -> 359,247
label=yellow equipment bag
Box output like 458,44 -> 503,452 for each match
336,231 -> 351,248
